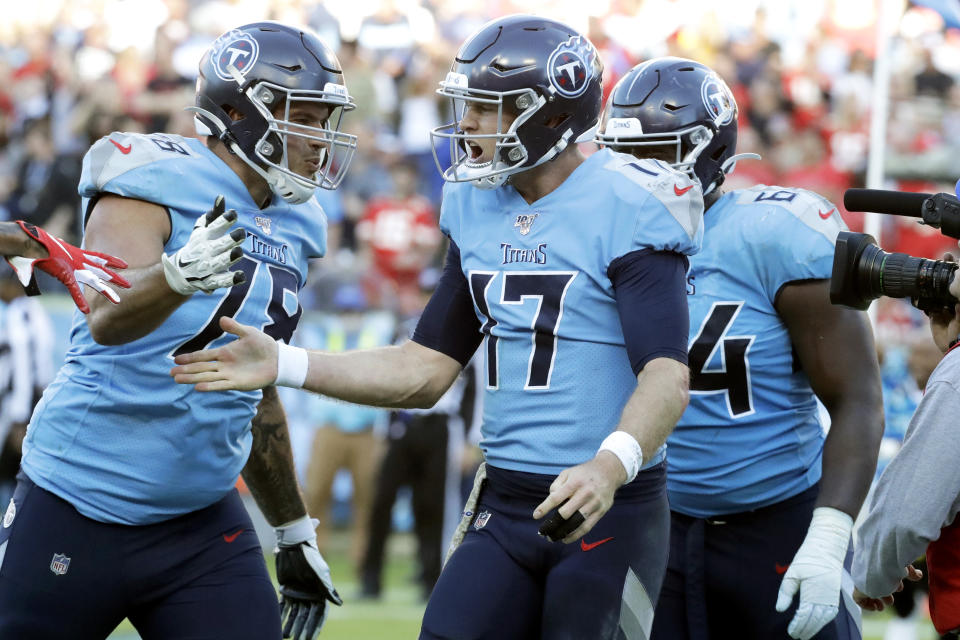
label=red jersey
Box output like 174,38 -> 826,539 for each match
357,195 -> 440,285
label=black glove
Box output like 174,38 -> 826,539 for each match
274,516 -> 342,640
537,499 -> 586,542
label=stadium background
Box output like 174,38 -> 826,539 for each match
1,0 -> 957,637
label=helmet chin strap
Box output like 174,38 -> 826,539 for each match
267,168 -> 316,204
471,173 -> 509,190
527,128 -> 575,171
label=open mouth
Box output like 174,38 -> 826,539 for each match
464,141 -> 489,166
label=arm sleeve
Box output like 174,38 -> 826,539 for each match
412,240 -> 483,366
852,360 -> 960,597
608,249 -> 690,374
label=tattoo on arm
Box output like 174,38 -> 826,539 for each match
242,386 -> 307,526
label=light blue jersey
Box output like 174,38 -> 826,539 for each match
20,132 -> 327,525
669,185 -> 847,517
441,149 -> 703,475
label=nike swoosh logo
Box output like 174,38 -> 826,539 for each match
223,529 -> 244,543
775,563 -> 790,574
818,208 -> 835,220
674,184 -> 693,196
580,536 -> 614,551
110,139 -> 132,154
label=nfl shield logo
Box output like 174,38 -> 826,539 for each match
474,510 -> 492,530
50,553 -> 71,576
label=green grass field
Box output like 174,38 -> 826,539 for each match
105,530 -> 940,639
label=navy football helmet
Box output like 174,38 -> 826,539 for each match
192,22 -> 357,204
596,57 -> 747,195
431,15 -> 604,189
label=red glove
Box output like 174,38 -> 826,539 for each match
5,221 -> 130,314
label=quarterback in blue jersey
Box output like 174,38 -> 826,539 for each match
0,22 -> 356,640
597,57 -> 884,640
173,15 -> 703,640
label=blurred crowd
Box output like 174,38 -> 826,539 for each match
3,0 -> 960,618
5,0 -> 960,310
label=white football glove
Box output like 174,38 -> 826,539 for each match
161,195 -> 246,295
275,515 -> 342,640
775,507 -> 854,640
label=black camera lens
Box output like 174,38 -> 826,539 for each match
830,231 -> 958,311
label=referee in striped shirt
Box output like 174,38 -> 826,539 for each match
0,268 -> 55,508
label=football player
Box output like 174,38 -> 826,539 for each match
171,15 -> 703,640
0,22 -> 355,640
596,57 -> 883,640
0,220 -> 129,313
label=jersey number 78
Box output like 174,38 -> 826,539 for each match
172,256 -> 301,357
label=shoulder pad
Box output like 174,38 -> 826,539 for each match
601,151 -> 703,242
733,185 -> 847,242
82,132 -> 202,195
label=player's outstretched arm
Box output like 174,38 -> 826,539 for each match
83,194 -> 245,345
172,316 -> 279,391
172,316 -> 464,408
1,220 -> 130,313
773,279 -> 884,640
533,357 -> 689,543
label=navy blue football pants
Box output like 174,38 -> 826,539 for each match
0,472 -> 280,640
650,484 -> 861,640
420,463 -> 669,640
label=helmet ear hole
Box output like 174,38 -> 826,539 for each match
224,106 -> 245,122
711,145 -> 728,161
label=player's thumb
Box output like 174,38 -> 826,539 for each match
219,315 -> 247,337
776,575 -> 799,612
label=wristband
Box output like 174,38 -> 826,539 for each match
598,431 -> 643,485
275,342 -> 308,388
274,514 -> 319,546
